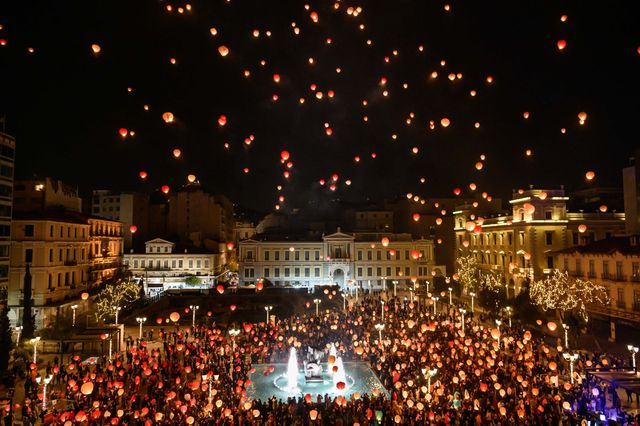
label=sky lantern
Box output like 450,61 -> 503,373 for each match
81,382 -> 94,395
547,321 -> 557,331
381,237 -> 390,247
599,205 -> 608,213
162,112 -> 175,123
557,39 -> 567,50
187,174 -> 196,183
475,161 -> 483,170
523,203 -> 535,215
280,150 -> 290,161
585,171 -> 595,181
129,225 -> 138,233
161,185 -> 170,194
435,217 -> 443,225
578,224 -> 587,233
139,171 -> 147,179
173,149 -> 181,158
216,285 -> 225,294
523,111 -> 530,119
440,118 -> 451,127
453,188 -> 461,196
218,114 -> 227,126
118,128 -> 128,138
412,213 -> 420,222
465,221 -> 475,232
227,242 -> 234,251
578,111 -> 588,125
561,14 -> 568,22
91,44 -> 101,54
169,312 -> 180,322
411,250 -> 420,260
81,292 -> 89,300
273,74 -> 281,83
218,45 -> 229,56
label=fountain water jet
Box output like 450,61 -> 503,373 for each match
333,356 -> 347,390
286,347 -> 299,391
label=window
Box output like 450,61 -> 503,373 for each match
274,251 -> 280,261
164,247 -> 168,253
204,260 -> 209,268
547,256 -> 554,269
196,260 -> 201,268
545,232 -> 553,245
49,225 -> 54,237
314,267 -> 320,277
336,247 -> 343,258
134,260 -> 139,268
178,260 -> 183,268
304,251 -> 309,261
519,232 -> 525,245
284,251 -> 290,261
588,260 -> 595,277
25,249 -> 33,263
274,268 -> 280,278
357,267 -> 363,276
357,250 -> 362,261
405,267 -> 410,276
282,267 -> 289,277
576,259 -> 582,274
295,251 -> 300,261
617,288 -> 625,309
367,267 -> 372,277
386,251 -> 391,260
376,267 -> 382,276
25,224 -> 34,237
603,260 -> 609,277
545,211 -> 552,220
386,267 -> 391,276
294,267 -> 300,276
315,251 -> 320,261
304,268 -> 310,277
264,268 -> 270,277
140,260 -> 145,268
189,260 -> 193,268
616,261 -> 624,279
264,251 -> 270,261
405,250 -> 410,260
633,262 -> 640,279
49,249 -> 53,262
376,251 -> 381,261
246,251 -> 253,260
367,250 -> 372,260
508,233 -> 513,245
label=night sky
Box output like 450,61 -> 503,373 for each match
1,0 -> 639,212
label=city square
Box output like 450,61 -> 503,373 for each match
1,1 -> 640,425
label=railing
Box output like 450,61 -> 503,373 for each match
144,267 -> 171,271
601,272 -> 611,280
570,270 -> 583,278
63,260 -> 78,266
615,274 -> 627,281
616,301 -> 626,309
632,274 -> 640,282
587,271 -> 596,278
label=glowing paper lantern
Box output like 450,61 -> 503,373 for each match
81,292 -> 89,301
381,237 -> 390,247
187,174 -> 196,183
411,250 -> 420,260
336,381 -> 345,390
161,185 -> 170,194
91,44 -> 101,54
475,162 -> 483,170
585,171 -> 595,181
218,115 -> 227,126
309,410 -> 318,420
578,224 -> 587,233
218,45 -> 229,56
256,281 -> 264,291
118,128 -> 128,138
523,203 -> 535,215
81,382 -> 94,395
412,213 -> 420,222
226,242 -> 234,251
172,149 -> 181,158
557,40 -> 567,50
139,171 -> 147,179
129,225 -> 137,233
169,312 -> 180,322
547,321 -> 557,331
162,112 -> 175,123
549,361 -> 557,371
440,118 -> 450,127
216,285 -> 225,294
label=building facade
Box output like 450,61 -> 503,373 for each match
124,238 -> 223,295
0,132 -> 15,291
90,190 -> 149,249
238,229 -> 442,289
14,177 -> 82,213
454,188 -> 626,295
8,211 -> 123,328
555,235 -> 640,325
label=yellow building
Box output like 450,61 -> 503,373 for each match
8,211 -> 123,328
454,188 -> 625,295
554,235 -> 640,325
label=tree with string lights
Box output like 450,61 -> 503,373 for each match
455,255 -> 478,293
94,279 -> 141,322
530,269 -> 608,321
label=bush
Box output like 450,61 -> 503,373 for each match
184,276 -> 202,285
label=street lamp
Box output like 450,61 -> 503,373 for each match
71,304 -> 78,327
190,305 -> 200,328
342,293 -> 347,311
136,317 -> 147,340
431,296 -> 439,315
30,336 -> 40,363
36,374 -> 53,411
494,320 -> 502,348
448,287 -> 453,305
381,301 -> 385,321
563,352 -> 579,384
469,291 -> 476,313
627,345 -> 639,370
382,277 -> 387,292
113,306 -> 121,325
505,306 -> 512,328
264,305 -> 273,324
15,326 -> 22,345
392,280 -> 398,297
459,308 -> 466,333
409,288 -> 414,304
426,280 -> 430,294
313,299 -> 321,316
374,323 -> 385,344
427,368 -> 437,394
562,323 -> 569,349
228,327 -> 240,352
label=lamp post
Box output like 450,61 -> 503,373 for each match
427,368 -> 437,394
374,323 -> 384,344
448,287 -> 453,305
392,280 -> 398,297
627,345 -> 639,370
136,317 -> 147,340
426,280 -> 430,294
264,305 -> 273,324
505,306 -> 512,328
459,308 -> 466,333
382,277 -> 387,292
431,296 -> 439,315
562,323 -> 569,349
15,326 -> 22,345
469,291 -> 476,313
108,334 -> 113,361
495,320 -> 502,348
342,294 -> 347,311
71,304 -> 78,327
36,374 -> 53,411
229,327 -> 240,352
409,288 -> 414,304
563,352 -> 579,384
113,306 -> 121,325
313,299 -> 321,316
190,305 -> 199,328
381,301 -> 385,321
30,336 -> 40,363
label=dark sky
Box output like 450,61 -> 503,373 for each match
1,0 -> 639,212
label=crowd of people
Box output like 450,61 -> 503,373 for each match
9,289 -> 640,425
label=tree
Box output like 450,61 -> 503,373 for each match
184,276 -> 202,285
477,272 -> 506,313
94,279 -> 141,322
0,287 -> 12,374
456,255 -> 478,293
21,263 -> 36,340
530,269 -> 608,321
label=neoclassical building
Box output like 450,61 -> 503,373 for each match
238,229 -> 442,289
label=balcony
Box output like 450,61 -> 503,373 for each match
587,271 -> 596,279
63,260 -> 78,266
144,266 -> 172,272
616,301 -> 626,310
632,275 -> 640,283
570,270 -> 583,278
601,272 -> 611,280
615,274 -> 627,282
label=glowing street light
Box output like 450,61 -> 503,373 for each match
459,308 -> 466,332
427,368 -> 437,394
448,287 -> 453,304
374,323 -> 385,343
228,327 -> 240,351
431,296 -> 439,315
36,374 -> 53,411
563,352 -> 579,384
136,317 -> 147,339
113,306 -> 121,325
628,345 -> 639,370
313,299 -> 321,316
505,306 -> 512,327
71,304 -> 78,327
392,280 -> 398,297
264,305 -> 273,324
190,305 -> 199,328
469,291 -> 476,313
381,300 -> 385,320
15,326 -> 22,345
342,293 -> 347,311
31,336 -> 40,363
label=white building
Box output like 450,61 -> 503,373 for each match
238,229 -> 443,290
124,238 -> 224,295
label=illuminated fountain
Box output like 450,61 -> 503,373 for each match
332,356 -> 348,390
286,347 -> 299,392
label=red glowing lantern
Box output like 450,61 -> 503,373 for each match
336,381 -> 346,390
453,187 -> 461,196
280,150 -> 290,161
139,171 -> 147,179
412,213 -> 420,222
226,242 -> 234,251
81,292 -> 89,301
129,225 -> 138,233
411,250 -> 420,260
118,128 -> 128,138
557,39 -> 567,50
169,312 -> 180,322
256,281 -> 264,291
216,285 -> 225,294
218,115 -> 227,126
230,304 -> 237,311
161,185 -> 170,194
